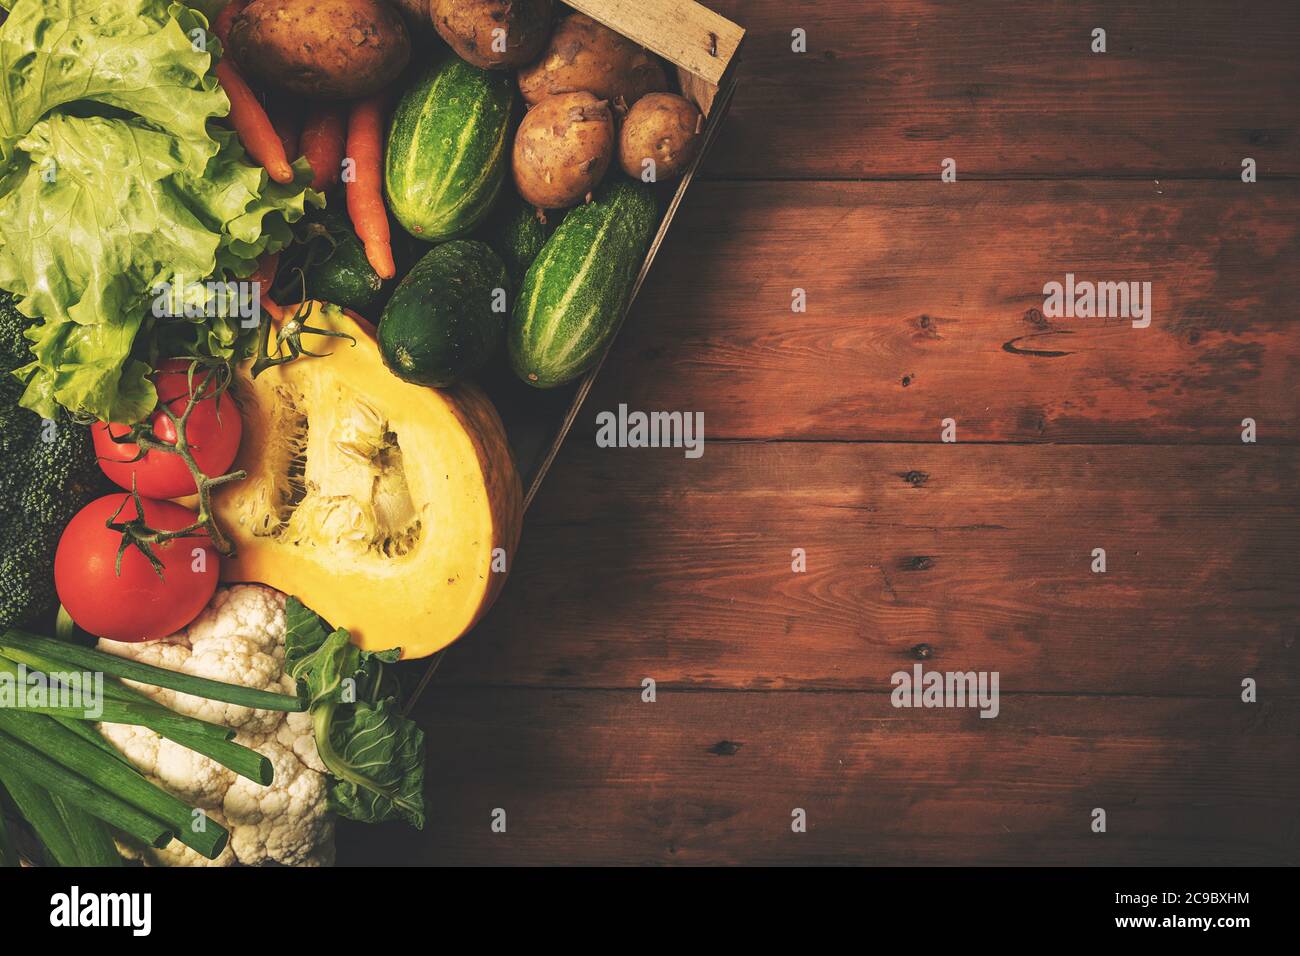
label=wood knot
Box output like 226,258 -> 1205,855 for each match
899,470 -> 930,487
707,740 -> 742,756
910,643 -> 933,660
903,556 -> 934,571
1023,307 -> 1049,329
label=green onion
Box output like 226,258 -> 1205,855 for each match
0,629 -> 303,713
52,793 -> 124,867
51,716 -> 135,768
0,727 -> 174,852
163,724 -> 274,785
0,712 -> 228,859
0,656 -> 271,784
1,646 -> 148,703
0,769 -> 78,864
0,657 -> 229,737
0,789 -> 17,867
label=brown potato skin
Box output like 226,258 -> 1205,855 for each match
512,92 -> 615,210
390,0 -> 429,25
517,12 -> 667,107
618,93 -> 702,182
431,0 -> 554,70
230,0 -> 411,99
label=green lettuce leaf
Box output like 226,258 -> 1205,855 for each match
284,599 -> 427,830
0,0 -> 225,172
0,0 -> 318,423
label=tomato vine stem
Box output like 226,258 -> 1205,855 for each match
105,363 -> 245,576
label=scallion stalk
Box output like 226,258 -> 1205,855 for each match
0,656 -> 271,784
51,793 -> 124,867
162,724 -> 274,785
0,727 -> 174,852
0,630 -> 303,712
0,656 -> 229,737
0,790 -> 17,867
51,715 -> 135,768
0,712 -> 227,859
0,768 -> 79,864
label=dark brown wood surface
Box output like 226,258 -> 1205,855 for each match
341,0 -> 1299,866
702,0 -> 1300,180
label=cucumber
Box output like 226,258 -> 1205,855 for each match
508,180 -> 659,388
484,194 -> 552,288
378,241 -> 510,388
276,199 -> 417,316
385,57 -> 516,242
308,229 -> 385,312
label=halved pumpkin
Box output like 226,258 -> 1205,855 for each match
214,302 -> 522,658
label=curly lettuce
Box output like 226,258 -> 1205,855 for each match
0,0 -> 318,423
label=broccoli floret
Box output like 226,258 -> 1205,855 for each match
0,291 -> 103,630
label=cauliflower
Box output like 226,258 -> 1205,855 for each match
98,585 -> 335,867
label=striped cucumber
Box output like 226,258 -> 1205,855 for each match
385,57 -> 516,242
508,180 -> 659,388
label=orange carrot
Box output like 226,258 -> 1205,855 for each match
248,251 -> 279,290
346,94 -> 395,280
300,104 -> 346,192
210,1 -> 292,185
211,0 -> 246,44
248,253 -> 282,324
268,99 -> 302,163
217,61 -> 295,184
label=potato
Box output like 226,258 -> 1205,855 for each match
517,12 -> 667,108
512,92 -> 615,210
389,0 -> 430,26
431,0 -> 553,69
618,93 -> 702,182
230,0 -> 410,99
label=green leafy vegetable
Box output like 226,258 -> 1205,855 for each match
0,628 -> 305,712
285,599 -> 427,829
0,0 -> 319,423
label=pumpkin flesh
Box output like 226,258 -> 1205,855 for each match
214,303 -> 522,658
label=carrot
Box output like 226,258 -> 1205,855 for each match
247,253 -> 283,324
268,98 -> 302,163
210,0 -> 293,185
346,94 -> 396,280
211,0 -> 246,44
248,251 -> 279,290
217,61 -> 295,184
300,104 -> 347,192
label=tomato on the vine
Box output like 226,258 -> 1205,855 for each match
54,494 -> 219,643
92,359 -> 243,499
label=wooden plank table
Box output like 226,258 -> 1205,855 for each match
340,0 -> 1299,865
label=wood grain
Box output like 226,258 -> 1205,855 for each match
568,0 -> 745,88
434,443 -> 1300,695
373,1 -> 1300,868
582,179 -> 1300,443
339,690 -> 1300,865
700,0 -> 1300,179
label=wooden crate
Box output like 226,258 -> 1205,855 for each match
408,0 -> 745,702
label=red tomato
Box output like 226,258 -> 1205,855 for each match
54,495 -> 219,643
93,360 -> 242,499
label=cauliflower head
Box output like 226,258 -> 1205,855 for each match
98,585 -> 335,866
